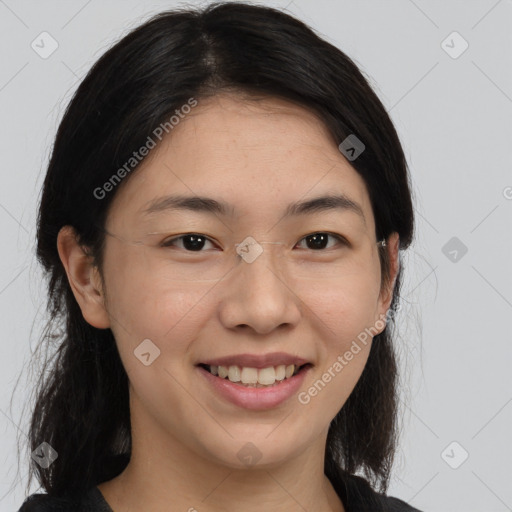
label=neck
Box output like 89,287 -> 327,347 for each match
98,408 -> 345,512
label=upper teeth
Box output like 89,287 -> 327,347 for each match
210,364 -> 298,386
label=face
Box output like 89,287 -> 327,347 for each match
82,94 -> 396,469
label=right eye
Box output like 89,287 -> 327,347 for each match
161,234 -> 218,252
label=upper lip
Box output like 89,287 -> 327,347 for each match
199,352 -> 311,369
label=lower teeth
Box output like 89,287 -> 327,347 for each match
230,379 -> 286,388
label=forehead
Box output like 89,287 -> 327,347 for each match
106,94 -> 374,231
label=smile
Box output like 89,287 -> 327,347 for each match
196,363 -> 312,410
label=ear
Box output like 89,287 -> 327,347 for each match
56,225 -> 110,329
375,231 -> 400,329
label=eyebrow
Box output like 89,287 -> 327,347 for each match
141,193 -> 366,225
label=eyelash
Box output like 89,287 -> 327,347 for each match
160,232 -> 349,251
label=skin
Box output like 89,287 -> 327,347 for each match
57,93 -> 399,512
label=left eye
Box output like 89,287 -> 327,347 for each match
295,232 -> 347,251
161,232 -> 347,252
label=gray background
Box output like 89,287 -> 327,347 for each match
1,1 -> 511,511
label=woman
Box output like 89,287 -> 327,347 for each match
18,2 -> 421,511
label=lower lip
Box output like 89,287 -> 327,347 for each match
196,365 -> 312,411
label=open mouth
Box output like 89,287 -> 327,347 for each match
197,363 -> 312,388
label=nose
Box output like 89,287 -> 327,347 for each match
217,240 -> 301,335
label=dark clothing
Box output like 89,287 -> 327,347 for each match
18,471 -> 422,512
18,487 -> 111,512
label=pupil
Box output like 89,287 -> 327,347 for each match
183,234 -> 205,251
306,233 -> 328,250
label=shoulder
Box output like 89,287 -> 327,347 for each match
374,494 -> 422,512
345,473 -> 423,512
18,493 -> 79,512
328,468 -> 422,512
18,487 -> 112,512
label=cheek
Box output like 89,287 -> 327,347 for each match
105,280 -> 211,406
102,253 -> 216,379
297,276 -> 377,422
300,269 -> 381,342
103,244 -> 207,333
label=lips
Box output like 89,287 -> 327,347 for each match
196,361 -> 312,410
